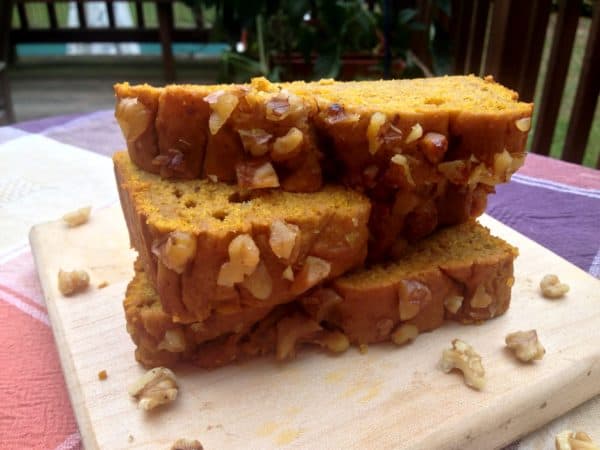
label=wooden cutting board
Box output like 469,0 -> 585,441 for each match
30,206 -> 600,450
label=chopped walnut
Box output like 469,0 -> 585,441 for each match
241,262 -> 273,300
157,329 -> 186,353
398,280 -> 431,320
505,330 -> 545,362
207,174 -> 218,183
367,112 -> 387,154
438,160 -> 469,184
128,367 -> 178,411
391,324 -> 419,346
62,206 -> 91,227
556,430 -> 600,450
290,256 -> 331,295
152,231 -> 197,274
419,132 -> 448,164
115,97 -> 151,141
171,439 -> 204,450
152,149 -> 187,175
316,330 -> 350,353
301,288 -> 343,322
265,91 -> 303,121
470,284 -> 493,308
440,339 -> 486,390
271,127 -> 304,161
238,129 -> 272,156
276,315 -> 322,360
444,295 -> 464,314
515,117 -> 531,132
205,90 -> 239,135
269,219 -> 299,260
217,234 -> 260,286
58,269 -> 90,296
405,123 -> 423,144
97,281 -> 109,289
236,161 -> 280,190
492,149 -> 514,181
540,274 -> 569,299
322,103 -> 360,124
390,154 -> 415,187
98,370 -> 107,380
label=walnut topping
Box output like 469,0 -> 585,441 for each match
376,318 -> 394,338
493,149 -> 514,180
236,161 -> 280,190
205,90 -> 239,135
269,219 -> 299,260
540,274 -> 569,299
556,430 -> 600,450
391,324 -> 419,345
276,315 -> 322,360
217,234 -> 260,287
390,154 -> 415,187
238,129 -> 272,156
305,288 -> 343,322
290,256 -> 331,295
419,132 -> 448,164
317,330 -> 350,353
152,149 -> 187,175
62,206 -> 91,227
438,160 -> 469,184
265,91 -> 303,121
157,329 -> 186,353
398,279 -> 431,320
515,117 -> 531,132
128,367 -> 178,411
171,439 -> 204,450
382,124 -> 404,146
115,97 -> 151,141
440,339 -> 485,390
470,284 -> 493,308
152,231 -> 197,274
58,269 -> 90,296
505,330 -> 545,362
323,103 -> 360,124
444,295 -> 464,314
271,127 -> 304,161
282,265 -> 294,281
468,163 -> 495,186
405,123 -> 423,144
367,112 -> 387,154
240,262 -> 272,300
207,174 -> 218,183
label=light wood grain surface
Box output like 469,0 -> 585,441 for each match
29,207 -> 600,450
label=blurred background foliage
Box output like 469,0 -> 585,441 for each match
181,0 -> 451,82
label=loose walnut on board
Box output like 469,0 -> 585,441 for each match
440,339 -> 486,390
128,367 -> 178,411
171,439 -> 204,450
58,269 -> 90,296
505,330 -> 545,362
555,430 -> 600,450
540,274 -> 570,299
62,206 -> 91,227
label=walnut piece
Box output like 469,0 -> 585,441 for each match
276,315 -> 322,360
398,280 -> 431,320
438,160 -> 469,184
240,261 -> 273,300
205,90 -> 239,135
505,330 -> 545,362
271,127 -> 303,161
290,256 -> 331,295
419,132 -> 448,164
440,339 -> 486,390
217,234 -> 260,287
238,128 -> 272,156
390,154 -> 415,187
556,430 -> 600,450
152,231 -> 197,274
128,367 -> 178,411
282,265 -> 294,281
515,117 -> 532,132
540,274 -> 570,299
405,123 -> 423,144
444,295 -> 464,314
269,219 -> 299,260
115,97 -> 151,141
58,269 -> 90,296
98,370 -> 107,380
470,284 -> 493,308
367,112 -> 386,155
62,206 -> 91,227
391,324 -> 419,346
171,439 -> 204,450
236,161 -> 280,190
322,103 -> 360,124
316,330 -> 350,353
265,91 -> 303,121
157,329 -> 186,353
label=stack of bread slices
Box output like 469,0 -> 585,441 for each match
113,75 -> 531,369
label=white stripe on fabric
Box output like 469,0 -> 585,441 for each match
54,432 -> 82,450
0,287 -> 50,326
512,174 -> 600,200
589,247 -> 600,278
0,241 -> 29,264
